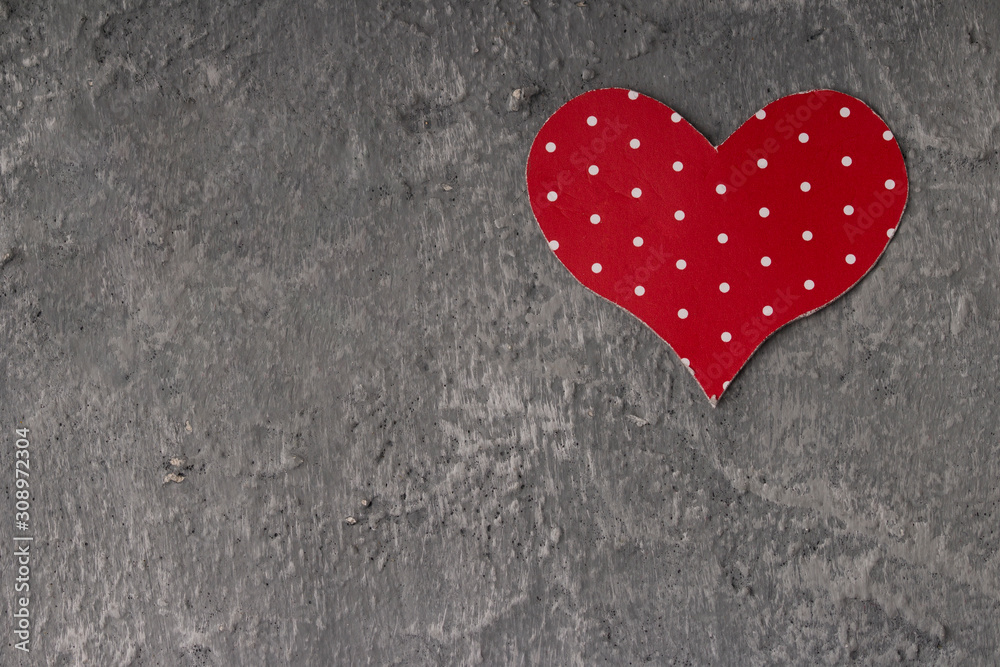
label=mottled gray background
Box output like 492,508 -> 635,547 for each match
0,0 -> 997,664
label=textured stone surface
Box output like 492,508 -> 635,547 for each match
0,1 -> 998,664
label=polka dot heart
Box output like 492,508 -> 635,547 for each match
527,88 -> 908,405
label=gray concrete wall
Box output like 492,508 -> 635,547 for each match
1,0 -> 998,664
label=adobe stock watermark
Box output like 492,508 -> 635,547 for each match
612,243 -> 674,300
721,90 -> 836,197
702,284 -> 805,383
533,115 -> 630,211
843,184 -> 902,243
11,426 -> 33,653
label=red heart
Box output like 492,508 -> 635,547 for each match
527,89 -> 907,405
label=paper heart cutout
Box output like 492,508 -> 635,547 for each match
527,89 -> 907,405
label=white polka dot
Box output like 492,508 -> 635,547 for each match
547,191 -> 558,202
757,158 -> 768,169
672,161 -> 683,172
755,110 -> 766,119
845,254 -> 856,264
545,142 -> 556,153
628,90 -> 639,100
804,279 -> 815,290
762,305 -> 774,316
549,240 -> 559,250
723,381 -> 730,390
716,184 -> 727,195
802,230 -> 813,241
843,205 -> 855,215
798,133 -> 809,143
629,138 -> 640,149
885,179 -> 895,189
634,285 -> 645,296
591,263 -> 602,273
681,358 -> 690,366
719,282 -> 730,293
631,187 -> 642,198
590,213 -> 601,224
587,116 -> 597,126
840,107 -> 850,117
674,210 -> 685,221
671,112 -> 681,123
759,207 -> 770,218
721,331 -> 732,342
842,156 -> 853,166
677,308 -> 689,319
633,236 -> 643,247
887,228 -> 896,238
588,165 -> 599,175
760,256 -> 771,267
675,259 -> 686,270
717,233 -> 728,244
883,130 -> 893,140
800,181 -> 811,192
